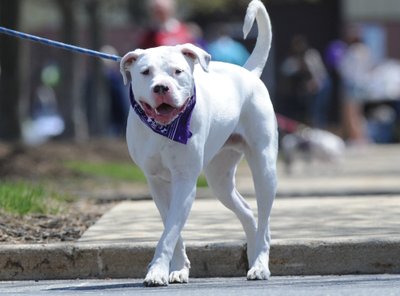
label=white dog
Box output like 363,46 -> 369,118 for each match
120,0 -> 277,286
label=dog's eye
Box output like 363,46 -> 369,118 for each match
175,69 -> 183,75
141,69 -> 150,75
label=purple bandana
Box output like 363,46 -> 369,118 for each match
129,85 -> 196,144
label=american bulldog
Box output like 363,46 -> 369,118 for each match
120,0 -> 277,286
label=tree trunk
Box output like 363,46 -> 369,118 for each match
57,0 -> 89,140
85,0 -> 108,136
57,0 -> 77,138
0,0 -> 21,141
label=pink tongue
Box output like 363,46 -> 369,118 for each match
157,103 -> 175,115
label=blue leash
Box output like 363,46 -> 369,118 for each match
0,26 -> 122,62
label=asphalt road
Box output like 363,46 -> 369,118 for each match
2,275 -> 400,295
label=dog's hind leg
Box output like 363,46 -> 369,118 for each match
204,148 -> 258,267
244,141 -> 277,280
147,176 -> 190,284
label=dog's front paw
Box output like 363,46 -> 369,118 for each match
169,267 -> 189,284
144,265 -> 169,287
247,266 -> 270,280
247,261 -> 271,280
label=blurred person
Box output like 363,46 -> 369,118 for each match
338,27 -> 374,145
339,25 -> 400,144
324,39 -> 347,128
23,64 -> 65,145
280,35 -> 331,127
187,22 -> 208,49
139,0 -> 195,48
325,40 -> 347,72
101,45 -> 129,136
207,24 -> 249,66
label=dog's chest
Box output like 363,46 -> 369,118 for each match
143,154 -> 171,180
127,111 -> 193,178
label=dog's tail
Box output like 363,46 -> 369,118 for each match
243,0 -> 272,78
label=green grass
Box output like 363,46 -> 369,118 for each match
65,161 -> 208,187
0,182 -> 65,216
197,175 -> 208,187
65,161 -> 147,182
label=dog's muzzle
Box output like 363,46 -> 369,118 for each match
129,84 -> 197,144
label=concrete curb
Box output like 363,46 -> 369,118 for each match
1,238 -> 399,281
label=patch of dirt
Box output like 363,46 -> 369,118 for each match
0,138 -> 131,180
0,139 -> 130,244
0,200 -> 116,244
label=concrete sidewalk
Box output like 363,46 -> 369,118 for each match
1,144 -> 399,280
80,196 -> 400,244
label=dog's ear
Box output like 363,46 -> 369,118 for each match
179,43 -> 211,72
120,49 -> 144,85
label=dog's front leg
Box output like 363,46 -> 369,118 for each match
144,175 -> 197,287
146,176 -> 191,284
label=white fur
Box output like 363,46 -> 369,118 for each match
121,0 -> 277,286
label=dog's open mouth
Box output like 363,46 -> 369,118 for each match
156,103 -> 175,115
140,100 -> 188,125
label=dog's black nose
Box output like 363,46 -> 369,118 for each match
153,85 -> 169,94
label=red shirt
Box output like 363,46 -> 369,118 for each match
141,21 -> 194,48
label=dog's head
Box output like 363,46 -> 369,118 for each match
120,44 -> 210,125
